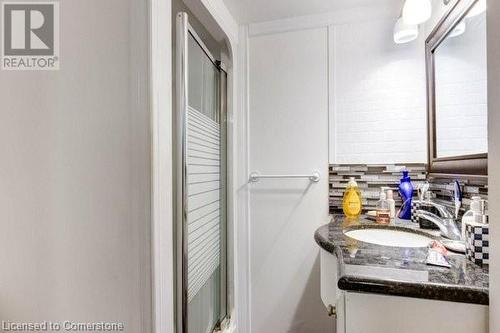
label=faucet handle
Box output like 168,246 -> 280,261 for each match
417,181 -> 430,201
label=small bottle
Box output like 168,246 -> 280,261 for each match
376,190 -> 391,225
342,177 -> 362,218
462,196 -> 484,239
386,189 -> 396,219
398,170 -> 414,220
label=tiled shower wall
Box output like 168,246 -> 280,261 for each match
329,164 -> 488,215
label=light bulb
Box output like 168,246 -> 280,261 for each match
402,0 -> 432,25
394,18 -> 419,44
449,21 -> 466,38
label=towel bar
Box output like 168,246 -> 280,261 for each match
249,171 -> 320,183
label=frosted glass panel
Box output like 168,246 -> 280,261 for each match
187,107 -> 221,302
185,32 -> 225,333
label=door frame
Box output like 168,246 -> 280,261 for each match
150,0 -> 175,332
149,1 -> 241,332
175,11 -> 230,332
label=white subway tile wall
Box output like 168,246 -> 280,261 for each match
332,18 -> 427,164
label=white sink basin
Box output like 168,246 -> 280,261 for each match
344,228 -> 433,248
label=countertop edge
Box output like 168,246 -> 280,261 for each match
314,229 -> 335,254
314,221 -> 489,306
337,276 -> 489,305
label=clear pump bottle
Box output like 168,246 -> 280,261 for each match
376,190 -> 391,225
386,189 -> 396,219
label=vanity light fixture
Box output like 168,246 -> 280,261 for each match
394,17 -> 419,44
449,20 -> 466,37
466,0 -> 486,18
402,0 -> 432,25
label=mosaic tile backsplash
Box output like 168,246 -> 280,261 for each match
329,164 -> 488,216
427,175 -> 488,217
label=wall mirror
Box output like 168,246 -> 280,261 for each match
426,0 -> 487,176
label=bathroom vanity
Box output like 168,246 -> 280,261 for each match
315,216 -> 489,333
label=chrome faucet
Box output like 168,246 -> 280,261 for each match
416,199 -> 455,219
415,204 -> 462,240
414,184 -> 463,241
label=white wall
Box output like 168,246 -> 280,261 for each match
487,0 -> 500,331
248,28 -> 332,333
332,18 -> 427,164
0,1 -> 151,331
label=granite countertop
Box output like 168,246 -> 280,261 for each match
314,215 -> 489,305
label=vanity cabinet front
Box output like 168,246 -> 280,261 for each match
320,250 -> 488,333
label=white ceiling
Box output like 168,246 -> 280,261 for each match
222,0 -> 402,24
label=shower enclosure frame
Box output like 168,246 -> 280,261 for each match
175,12 -> 229,333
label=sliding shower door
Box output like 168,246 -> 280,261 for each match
176,12 -> 227,333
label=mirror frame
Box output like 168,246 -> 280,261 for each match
426,0 -> 487,176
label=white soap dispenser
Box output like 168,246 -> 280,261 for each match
462,196 -> 482,240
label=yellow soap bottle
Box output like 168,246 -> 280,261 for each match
342,177 -> 362,218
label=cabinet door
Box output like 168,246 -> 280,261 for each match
345,292 -> 488,333
336,292 -> 345,333
320,249 -> 338,307
320,250 -> 345,332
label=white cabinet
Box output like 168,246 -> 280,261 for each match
320,250 -> 489,333
320,249 -> 345,333
320,249 -> 338,308
344,293 -> 488,333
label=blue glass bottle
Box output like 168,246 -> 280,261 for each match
398,170 -> 414,220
